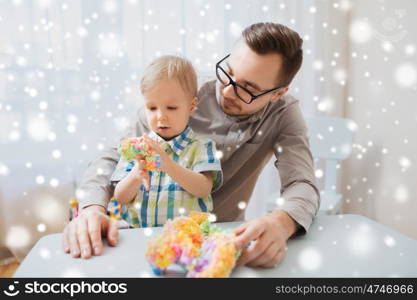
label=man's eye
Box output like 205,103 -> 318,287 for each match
247,87 -> 258,94
241,84 -> 258,94
167,107 -> 177,110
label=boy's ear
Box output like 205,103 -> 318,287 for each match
191,96 -> 198,112
270,86 -> 289,103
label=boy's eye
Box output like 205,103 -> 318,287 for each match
147,107 -> 156,111
167,106 -> 177,110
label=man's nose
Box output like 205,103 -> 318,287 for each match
223,84 -> 237,99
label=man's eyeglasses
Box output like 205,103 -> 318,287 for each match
215,54 -> 285,104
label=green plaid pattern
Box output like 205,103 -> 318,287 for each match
110,126 -> 222,227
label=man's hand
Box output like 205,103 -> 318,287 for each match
233,210 -> 298,268
63,205 -> 119,259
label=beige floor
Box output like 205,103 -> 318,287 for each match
0,261 -> 19,278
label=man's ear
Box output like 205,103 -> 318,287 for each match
270,86 -> 289,103
191,96 -> 198,112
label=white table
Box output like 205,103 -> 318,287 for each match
14,214 -> 417,277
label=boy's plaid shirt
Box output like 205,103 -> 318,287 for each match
110,126 -> 222,227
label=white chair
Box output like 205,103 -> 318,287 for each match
305,116 -> 354,214
263,116 -> 354,216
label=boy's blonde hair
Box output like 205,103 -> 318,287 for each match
140,55 -> 197,98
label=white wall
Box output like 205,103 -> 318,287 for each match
342,0 -> 417,239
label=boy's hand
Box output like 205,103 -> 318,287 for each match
142,135 -> 170,170
130,158 -> 150,191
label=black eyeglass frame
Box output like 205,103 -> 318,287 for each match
215,54 -> 286,104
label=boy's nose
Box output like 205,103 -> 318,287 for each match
157,112 -> 167,121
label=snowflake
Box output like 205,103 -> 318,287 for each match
384,236 -> 396,247
27,117 -> 50,141
394,63 -> 417,87
298,247 -> 322,271
67,124 -> 76,133
208,214 -> 217,222
37,223 -> 46,233
36,175 -> 45,184
61,268 -> 85,278
275,197 -> 285,206
144,228 -> 153,237
229,22 -> 242,38
238,201 -> 246,210
350,20 -> 373,44
102,0 -> 118,14
52,150 -> 61,159
0,163 -> 9,175
315,169 -> 324,178
6,226 -> 31,249
39,247 -> 51,259
36,196 -> 65,223
405,44 -> 415,55
347,225 -> 374,256
312,60 -> 324,71
39,101 -> 48,110
394,185 -> 408,203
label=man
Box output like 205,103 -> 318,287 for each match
63,22 -> 320,268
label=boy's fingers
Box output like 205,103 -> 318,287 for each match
138,159 -> 146,169
142,175 -> 150,191
143,136 -> 158,148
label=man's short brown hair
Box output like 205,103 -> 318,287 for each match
242,22 -> 303,86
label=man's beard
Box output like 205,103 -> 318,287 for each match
221,96 -> 240,113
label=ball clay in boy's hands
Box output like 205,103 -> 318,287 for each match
118,136 -> 161,172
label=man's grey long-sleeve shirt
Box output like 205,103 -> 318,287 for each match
78,80 -> 320,233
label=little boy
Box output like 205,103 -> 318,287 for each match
110,56 -> 222,228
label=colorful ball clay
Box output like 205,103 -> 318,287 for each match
118,137 -> 161,172
68,197 -> 79,220
145,216 -> 204,271
186,233 -> 238,278
145,212 -> 240,278
108,197 -> 121,221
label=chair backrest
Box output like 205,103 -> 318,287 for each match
305,116 -> 354,160
305,116 -> 354,195
263,115 -> 355,216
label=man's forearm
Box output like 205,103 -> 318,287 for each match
279,181 -> 320,233
78,147 -> 120,209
